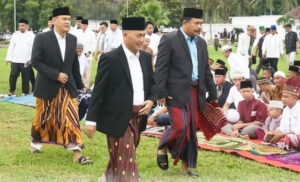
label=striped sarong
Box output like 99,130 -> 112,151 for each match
158,86 -> 227,168
158,87 -> 198,168
31,87 -> 83,150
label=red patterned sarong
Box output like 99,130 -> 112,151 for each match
158,87 -> 227,167
105,106 -> 142,182
278,134 -> 300,151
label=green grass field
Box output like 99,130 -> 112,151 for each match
0,46 -> 299,182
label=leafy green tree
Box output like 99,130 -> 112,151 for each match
277,15 -> 295,26
39,0 -> 73,30
133,0 -> 169,26
118,0 -> 183,27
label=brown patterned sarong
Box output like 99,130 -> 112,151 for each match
105,106 -> 142,182
31,87 -> 83,150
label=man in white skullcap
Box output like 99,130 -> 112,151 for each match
270,71 -> 286,101
222,71 -> 245,114
270,85 -> 300,150
222,45 -> 250,79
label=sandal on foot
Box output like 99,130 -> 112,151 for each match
157,154 -> 168,170
31,150 -> 40,154
78,155 -> 93,165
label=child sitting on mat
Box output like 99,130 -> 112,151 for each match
221,80 -> 268,139
269,85 -> 300,151
255,100 -> 283,140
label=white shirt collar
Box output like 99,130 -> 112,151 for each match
54,30 -> 66,40
122,43 -> 140,59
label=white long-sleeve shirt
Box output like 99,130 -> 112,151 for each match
6,31 -> 35,64
69,25 -> 81,37
237,33 -> 251,56
77,28 -> 96,61
227,52 -> 250,79
85,43 -> 144,126
78,54 -> 89,77
104,28 -> 123,53
279,101 -> 300,135
262,34 -> 284,58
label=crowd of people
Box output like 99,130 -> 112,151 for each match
3,5 -> 300,182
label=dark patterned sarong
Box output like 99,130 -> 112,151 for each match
158,87 -> 198,168
105,106 -> 142,182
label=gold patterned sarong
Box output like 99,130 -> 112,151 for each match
31,87 -> 83,149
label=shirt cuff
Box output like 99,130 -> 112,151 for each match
85,121 -> 96,126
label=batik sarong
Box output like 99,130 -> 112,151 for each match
31,87 -> 83,150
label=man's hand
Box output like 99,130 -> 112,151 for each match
6,60 -> 10,65
57,73 -> 68,84
231,123 -> 245,131
270,133 -> 286,144
262,54 -> 266,59
84,125 -> 96,138
157,98 -> 166,107
139,100 -> 154,116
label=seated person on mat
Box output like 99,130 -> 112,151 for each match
147,107 -> 169,126
255,100 -> 283,140
269,85 -> 300,151
221,80 -> 268,139
223,71 -> 245,113
257,77 -> 274,105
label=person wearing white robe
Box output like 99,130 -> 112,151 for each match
42,17 -> 53,33
76,19 -> 96,87
261,25 -> 284,72
104,20 -> 123,53
76,44 -> 89,84
270,86 -> 300,150
69,16 -> 83,37
145,21 -> 161,66
222,45 -> 250,79
94,22 -> 108,61
5,19 -> 35,95
237,27 -> 252,57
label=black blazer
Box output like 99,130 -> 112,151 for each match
217,81 -> 233,108
155,30 -> 217,111
31,30 -> 84,99
86,46 -> 156,138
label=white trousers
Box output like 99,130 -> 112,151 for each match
287,51 -> 296,66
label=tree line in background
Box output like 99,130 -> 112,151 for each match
1,0 -> 300,32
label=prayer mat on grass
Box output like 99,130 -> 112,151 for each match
0,94 -> 35,107
142,128 -> 300,172
266,153 -> 300,166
